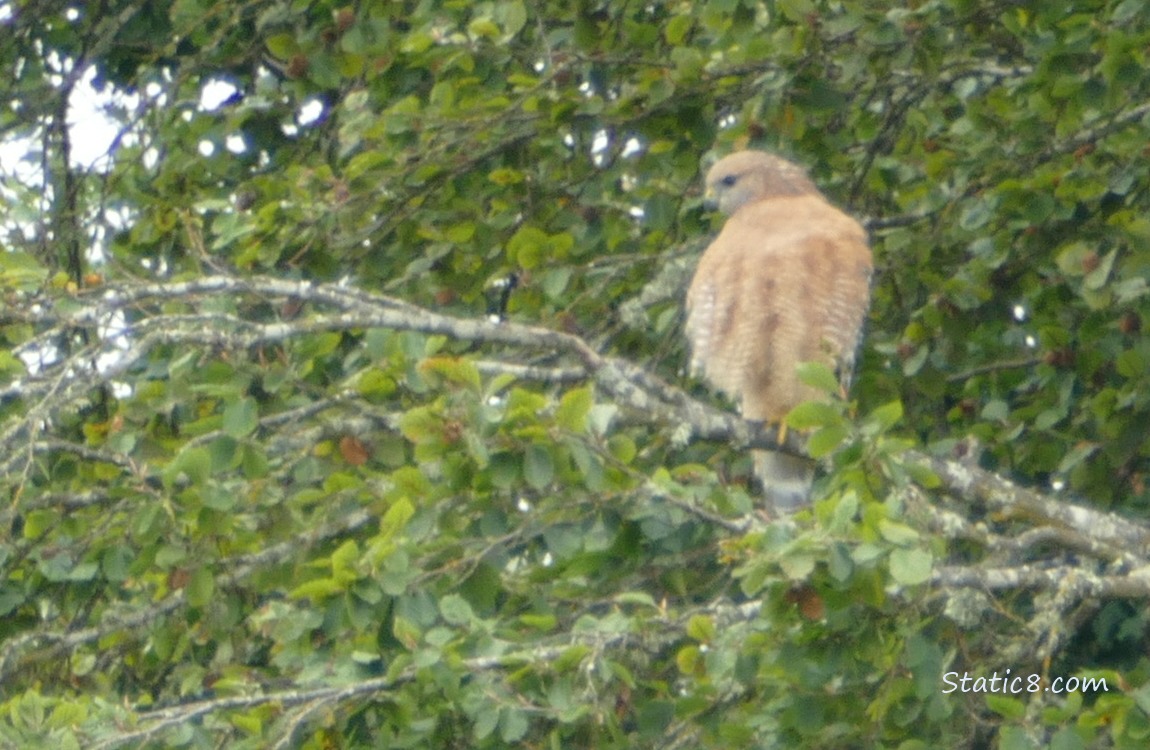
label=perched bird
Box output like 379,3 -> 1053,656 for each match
685,150 -> 872,512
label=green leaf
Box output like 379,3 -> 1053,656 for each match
0,250 -> 49,291
518,613 -> 557,631
878,519 -> 920,545
555,386 -> 593,432
607,435 -> 636,464
827,542 -> 853,582
889,548 -> 932,586
399,405 -> 441,444
469,17 -> 500,39
419,356 -> 481,391
807,424 -> 849,458
67,561 -> 99,582
670,47 -> 704,80
1057,442 -> 1098,474
0,350 -> 27,376
904,460 -> 941,489
795,361 -> 841,394
553,645 -> 591,672
101,546 -> 134,582
1112,0 -> 1145,23
1116,349 -> 1145,379
265,33 -> 299,60
289,578 -> 346,602
779,552 -> 816,581
164,446 -> 212,488
778,0 -> 816,22
488,168 -> 525,185
202,484 -> 238,511
523,444 -> 554,489
499,707 -> 529,742
541,267 -> 572,300
665,14 -> 693,45
330,540 -> 361,584
439,594 -> 474,626
637,700 -> 675,737
614,591 -> 657,608
186,567 -> 215,608
222,397 -> 259,438
22,509 -> 58,540
1083,249 -> 1116,290
381,497 -> 415,538
686,614 -> 715,643
1048,727 -> 1087,750
866,400 -> 904,432
675,644 -> 702,675
473,703 -> 499,740
786,401 -> 842,430
1055,242 -> 1092,277
1131,679 -> 1150,716
241,444 -> 270,479
506,226 -> 548,269
987,695 -> 1028,721
498,0 -> 528,39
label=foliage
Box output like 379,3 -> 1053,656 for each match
3,0 -> 1150,747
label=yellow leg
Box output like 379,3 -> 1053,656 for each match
776,420 -> 788,447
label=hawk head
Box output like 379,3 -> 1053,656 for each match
704,150 -> 819,215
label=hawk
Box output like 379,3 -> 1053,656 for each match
685,150 -> 872,512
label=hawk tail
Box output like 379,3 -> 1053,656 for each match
754,450 -> 814,513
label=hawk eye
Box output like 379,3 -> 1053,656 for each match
720,174 -> 738,187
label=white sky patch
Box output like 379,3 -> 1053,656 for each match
46,49 -> 72,79
225,133 -> 247,154
95,310 -> 132,373
0,65 -> 122,178
1025,334 -> 1036,348
1012,304 -> 1026,322
0,136 -> 41,186
200,79 -> 238,111
298,98 -> 324,125
16,302 -> 60,373
198,140 -> 215,157
67,67 -> 124,169
591,129 -> 609,166
0,3 -> 14,22
17,345 -> 61,376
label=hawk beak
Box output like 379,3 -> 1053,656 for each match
703,186 -> 718,211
